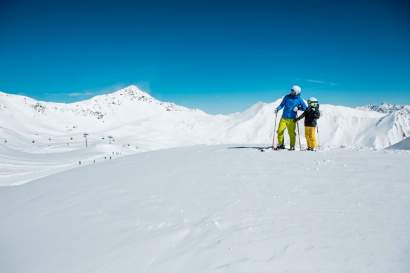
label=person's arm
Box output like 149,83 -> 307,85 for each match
314,109 -> 320,119
299,97 -> 308,111
275,96 -> 287,111
295,108 -> 307,121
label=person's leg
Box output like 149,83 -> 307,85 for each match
305,126 -> 314,149
305,126 -> 311,149
286,119 -> 297,148
309,126 -> 317,149
277,119 -> 287,146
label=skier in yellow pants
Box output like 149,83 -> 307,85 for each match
277,118 -> 297,149
295,97 -> 321,151
274,85 -> 307,150
304,126 -> 317,150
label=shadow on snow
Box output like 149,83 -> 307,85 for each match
228,146 -> 273,151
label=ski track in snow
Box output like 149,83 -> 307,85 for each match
0,145 -> 409,273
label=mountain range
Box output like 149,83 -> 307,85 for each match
1,84 -> 410,185
1,85 -> 409,152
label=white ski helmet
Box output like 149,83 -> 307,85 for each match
308,97 -> 319,107
290,85 -> 302,95
308,97 -> 318,104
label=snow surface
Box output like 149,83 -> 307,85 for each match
1,85 -> 409,186
1,145 -> 409,273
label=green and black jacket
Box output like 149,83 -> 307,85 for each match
296,106 -> 320,127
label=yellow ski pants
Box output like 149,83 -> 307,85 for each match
305,126 -> 317,149
277,118 -> 296,147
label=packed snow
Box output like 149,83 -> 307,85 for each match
1,85 -> 409,185
0,146 -> 409,273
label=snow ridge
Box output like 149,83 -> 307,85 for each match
359,103 -> 408,114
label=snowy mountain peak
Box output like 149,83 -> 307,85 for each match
85,85 -> 154,105
109,85 -> 152,99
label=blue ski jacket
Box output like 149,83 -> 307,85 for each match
276,94 -> 307,119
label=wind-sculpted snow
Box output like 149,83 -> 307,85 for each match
0,146 -> 409,273
1,85 -> 409,185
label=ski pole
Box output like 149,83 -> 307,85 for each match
316,124 -> 320,150
271,111 -> 278,149
296,117 -> 302,151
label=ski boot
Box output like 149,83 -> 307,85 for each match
288,146 -> 295,151
274,144 -> 286,150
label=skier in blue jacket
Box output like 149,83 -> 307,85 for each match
274,85 -> 307,150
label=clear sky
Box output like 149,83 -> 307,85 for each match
1,0 -> 409,113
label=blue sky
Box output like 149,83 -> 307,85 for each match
1,0 -> 409,113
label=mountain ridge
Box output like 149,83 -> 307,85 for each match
1,85 -> 409,152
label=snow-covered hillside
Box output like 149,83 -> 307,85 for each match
1,85 -> 409,185
388,137 -> 410,150
1,145 -> 409,273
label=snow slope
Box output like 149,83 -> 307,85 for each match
1,145 -> 409,273
388,137 -> 410,150
1,85 -> 410,185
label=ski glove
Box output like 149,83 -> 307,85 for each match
274,109 -> 279,114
